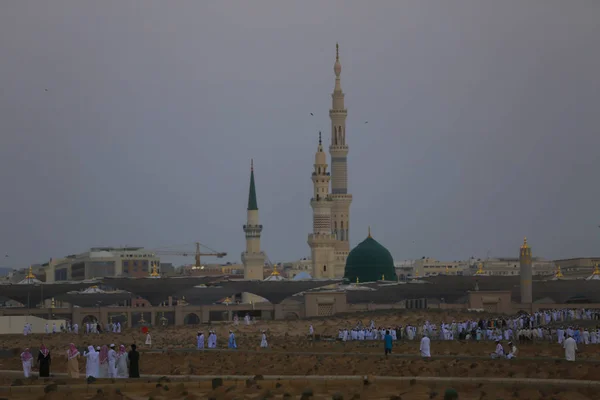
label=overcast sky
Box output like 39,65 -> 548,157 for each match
1,0 -> 599,269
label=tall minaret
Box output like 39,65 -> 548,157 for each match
519,237 -> 533,304
329,43 -> 353,272
308,132 -> 337,279
241,160 -> 265,284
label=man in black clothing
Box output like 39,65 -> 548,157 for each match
128,344 -> 140,378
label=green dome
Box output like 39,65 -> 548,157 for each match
344,234 -> 397,283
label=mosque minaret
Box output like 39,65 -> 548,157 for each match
308,43 -> 353,278
241,160 -> 266,286
329,43 -> 353,276
307,132 -> 337,279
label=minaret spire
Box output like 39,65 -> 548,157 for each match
242,160 -> 265,299
308,130 -> 336,278
247,159 -> 258,210
329,42 -> 352,255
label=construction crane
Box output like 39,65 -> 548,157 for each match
153,242 -> 226,269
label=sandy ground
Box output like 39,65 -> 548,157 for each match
2,310 -> 600,399
3,378 -> 599,400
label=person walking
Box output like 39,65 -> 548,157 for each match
20,348 -> 33,378
384,330 -> 393,357
37,344 -> 51,377
66,343 -> 80,378
128,344 -> 140,378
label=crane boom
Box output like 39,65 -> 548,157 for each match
153,242 -> 227,269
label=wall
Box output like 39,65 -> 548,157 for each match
468,291 -> 513,314
304,292 -> 347,317
0,316 -> 67,335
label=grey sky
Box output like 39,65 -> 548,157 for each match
1,0 -> 599,269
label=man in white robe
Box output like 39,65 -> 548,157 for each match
506,341 -> 518,359
44,323 -> 49,334
107,344 -> 118,378
260,331 -> 268,348
563,335 -> 578,361
20,348 -> 33,378
84,345 -> 99,378
420,334 -> 431,357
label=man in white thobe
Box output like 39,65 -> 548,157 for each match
84,345 -> 99,378
107,344 -> 118,378
420,334 -> 431,357
506,341 -> 518,359
563,335 -> 578,361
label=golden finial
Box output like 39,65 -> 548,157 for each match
381,274 -> 385,281
356,276 -> 359,284
150,263 -> 160,277
25,266 -> 36,279
475,263 -> 485,275
555,265 -> 564,278
336,42 -> 339,61
593,264 -> 600,276
368,226 -> 372,238
521,237 -> 529,249
272,264 -> 280,276
445,266 -> 449,274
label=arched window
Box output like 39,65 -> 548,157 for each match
340,221 -> 345,241
323,265 -> 327,272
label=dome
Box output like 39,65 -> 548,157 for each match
344,231 -> 397,283
292,271 -> 312,280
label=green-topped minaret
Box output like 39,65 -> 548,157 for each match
241,159 -> 266,296
247,159 -> 258,210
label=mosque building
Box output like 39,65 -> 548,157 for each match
241,44 -> 397,285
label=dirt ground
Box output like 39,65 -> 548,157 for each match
3,378 -> 600,400
2,310 -> 600,399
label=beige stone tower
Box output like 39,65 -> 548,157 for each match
241,160 -> 266,286
308,132 -> 337,279
329,43 -> 353,276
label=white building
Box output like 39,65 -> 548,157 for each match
44,247 -> 160,282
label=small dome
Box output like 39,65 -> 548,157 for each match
292,271 -> 312,280
344,232 -> 397,283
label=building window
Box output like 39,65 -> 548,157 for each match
323,265 -> 327,272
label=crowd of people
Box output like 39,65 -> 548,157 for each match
16,308 -> 599,379
324,308 -> 599,361
20,343 -> 140,379
23,320 -> 124,336
331,308 -> 600,345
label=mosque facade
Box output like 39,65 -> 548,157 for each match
308,44 -> 353,279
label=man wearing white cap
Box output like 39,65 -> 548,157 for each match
107,344 -> 118,378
